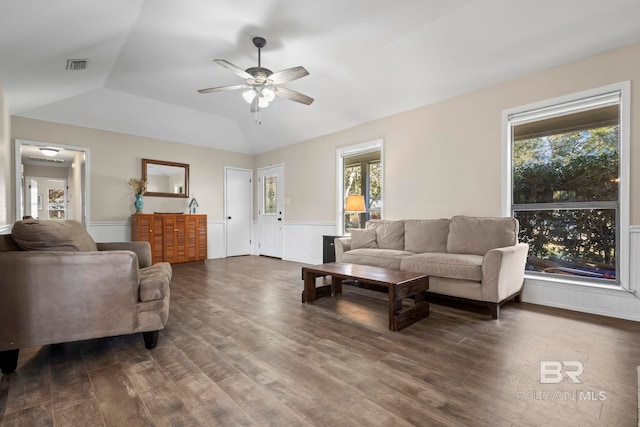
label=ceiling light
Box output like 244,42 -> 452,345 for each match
258,96 -> 270,109
39,148 -> 59,157
262,87 -> 275,102
242,89 -> 256,104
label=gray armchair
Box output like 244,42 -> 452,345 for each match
0,219 -> 171,374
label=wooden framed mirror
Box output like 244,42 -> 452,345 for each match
142,159 -> 189,198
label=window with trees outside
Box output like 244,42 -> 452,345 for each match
344,154 -> 381,231
337,140 -> 383,235
506,85 -> 629,286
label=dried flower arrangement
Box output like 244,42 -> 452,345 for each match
127,178 -> 148,196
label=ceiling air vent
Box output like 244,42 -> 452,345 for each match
66,58 -> 88,70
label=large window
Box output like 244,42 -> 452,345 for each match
337,140 -> 383,235
506,84 -> 629,286
344,155 -> 381,230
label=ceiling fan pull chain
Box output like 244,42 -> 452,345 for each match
255,107 -> 262,124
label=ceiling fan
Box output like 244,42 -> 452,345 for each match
198,36 -> 314,122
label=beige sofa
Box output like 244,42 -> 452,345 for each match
0,219 -> 171,373
334,216 -> 529,319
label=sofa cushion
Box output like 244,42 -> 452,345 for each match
350,229 -> 378,249
139,262 -> 172,302
447,216 -> 518,256
11,219 -> 98,252
401,252 -> 483,282
366,220 -> 404,250
343,248 -> 414,270
404,219 -> 450,253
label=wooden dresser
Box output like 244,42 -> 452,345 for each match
131,213 -> 207,264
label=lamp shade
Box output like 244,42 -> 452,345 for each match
345,195 -> 366,212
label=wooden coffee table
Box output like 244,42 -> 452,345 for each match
301,262 -> 430,331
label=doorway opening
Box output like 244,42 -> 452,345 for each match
15,140 -> 90,225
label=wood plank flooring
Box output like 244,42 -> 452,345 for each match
1,255 -> 639,426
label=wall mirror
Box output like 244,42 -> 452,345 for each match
142,159 -> 189,198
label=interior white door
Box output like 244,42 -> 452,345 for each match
225,167 -> 252,257
258,164 -> 284,258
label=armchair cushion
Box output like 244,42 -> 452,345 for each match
11,219 -> 98,252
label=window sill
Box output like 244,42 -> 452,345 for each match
524,273 -> 634,294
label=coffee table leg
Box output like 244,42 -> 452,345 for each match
389,287 -> 403,331
302,270 -> 317,303
332,277 -> 343,296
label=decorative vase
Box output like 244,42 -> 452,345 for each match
134,194 -> 143,213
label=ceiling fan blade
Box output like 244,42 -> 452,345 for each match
214,59 -> 253,80
197,84 -> 248,94
269,66 -> 309,85
275,87 -> 314,105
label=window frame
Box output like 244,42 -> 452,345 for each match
502,82 -> 630,290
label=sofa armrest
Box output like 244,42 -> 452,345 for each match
334,237 -> 352,262
0,251 -> 140,350
97,241 -> 152,268
481,243 -> 529,303
139,263 -> 172,302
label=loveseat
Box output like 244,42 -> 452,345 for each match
0,219 -> 171,373
334,216 -> 529,319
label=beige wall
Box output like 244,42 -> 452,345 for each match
0,82 -> 10,226
4,42 -> 640,226
11,118 -> 254,222
256,41 -> 640,224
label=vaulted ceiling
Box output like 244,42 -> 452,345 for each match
2,0 -> 640,154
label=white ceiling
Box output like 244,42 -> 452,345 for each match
2,0 -> 640,155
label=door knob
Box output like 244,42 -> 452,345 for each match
277,218 -> 282,221
227,216 -> 232,220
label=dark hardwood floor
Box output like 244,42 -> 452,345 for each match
1,256 -> 639,426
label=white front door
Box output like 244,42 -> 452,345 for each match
225,167 -> 252,257
258,164 -> 284,258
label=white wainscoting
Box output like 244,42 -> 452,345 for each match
282,221 -> 337,265
89,219 -> 226,259
251,221 -> 336,265
522,226 -> 640,322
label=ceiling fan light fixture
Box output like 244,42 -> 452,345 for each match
39,147 -> 59,157
198,36 -> 314,123
262,87 -> 275,102
258,96 -> 270,109
242,89 -> 257,103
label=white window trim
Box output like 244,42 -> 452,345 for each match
336,139 -> 383,235
501,81 -> 631,291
